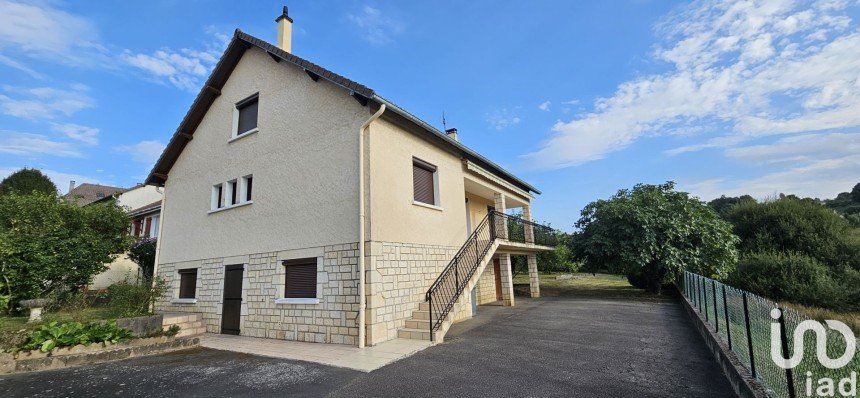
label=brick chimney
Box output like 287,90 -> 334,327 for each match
276,6 -> 293,53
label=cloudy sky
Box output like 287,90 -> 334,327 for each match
1,0 -> 858,230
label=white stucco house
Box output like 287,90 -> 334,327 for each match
89,184 -> 163,289
145,7 -> 557,347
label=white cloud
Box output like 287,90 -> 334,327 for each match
347,5 -> 405,45
115,140 -> 166,165
0,167 -> 105,194
0,0 -> 107,71
524,0 -> 860,170
0,131 -> 82,157
486,108 -> 522,130
0,84 -> 94,120
538,101 -> 551,112
121,27 -> 229,92
51,123 -> 98,145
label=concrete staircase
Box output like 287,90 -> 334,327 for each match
161,313 -> 206,337
398,240 -> 499,343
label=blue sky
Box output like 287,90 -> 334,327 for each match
1,0 -> 859,231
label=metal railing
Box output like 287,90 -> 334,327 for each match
425,213 -> 495,340
492,211 -> 559,247
680,271 -> 859,398
425,211 -> 558,341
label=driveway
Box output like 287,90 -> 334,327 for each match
1,297 -> 734,397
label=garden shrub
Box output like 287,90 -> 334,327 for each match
105,278 -> 168,318
14,320 -> 133,353
128,237 -> 157,279
727,251 -> 844,309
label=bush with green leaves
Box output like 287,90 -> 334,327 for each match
572,182 -> 739,293
0,193 -> 131,312
128,237 -> 157,279
105,278 -> 168,318
0,168 -> 57,196
727,251 -> 845,309
14,320 -> 133,353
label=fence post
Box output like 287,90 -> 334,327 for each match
712,280 -> 719,332
702,277 -> 709,322
722,284 -> 732,350
742,292 -> 757,378
697,276 -> 703,311
777,307 -> 797,398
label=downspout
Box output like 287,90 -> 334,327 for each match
358,103 -> 385,348
149,185 -> 166,312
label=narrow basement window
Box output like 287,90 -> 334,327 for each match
211,184 -> 224,210
227,179 -> 238,206
178,268 -> 197,299
242,175 -> 253,202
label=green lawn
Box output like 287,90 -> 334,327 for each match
513,272 -> 671,301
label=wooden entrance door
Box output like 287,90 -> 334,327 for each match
493,259 -> 503,300
221,264 -> 244,335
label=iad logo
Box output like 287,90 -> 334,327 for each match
770,308 -> 856,370
770,308 -> 858,397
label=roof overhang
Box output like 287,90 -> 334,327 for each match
145,30 -> 540,196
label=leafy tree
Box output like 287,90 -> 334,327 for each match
572,182 -> 739,293
852,183 -> 860,202
0,193 -> 131,312
707,195 -> 755,218
725,197 -> 860,271
128,237 -> 157,280
0,168 -> 57,196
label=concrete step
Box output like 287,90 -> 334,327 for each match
161,312 -> 202,327
418,302 -> 430,311
411,310 -> 430,320
405,318 -> 430,330
397,328 -> 431,341
176,326 -> 207,337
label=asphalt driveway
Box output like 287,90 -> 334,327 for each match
0,297 -> 734,397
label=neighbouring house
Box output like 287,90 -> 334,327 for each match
64,181 -> 125,207
88,184 -> 163,289
145,7 -> 557,347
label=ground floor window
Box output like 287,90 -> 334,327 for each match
178,268 -> 198,298
282,258 -> 317,298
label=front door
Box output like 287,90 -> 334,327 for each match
493,258 -> 503,300
221,264 -> 244,335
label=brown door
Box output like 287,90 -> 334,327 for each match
493,259 -> 503,300
220,264 -> 244,335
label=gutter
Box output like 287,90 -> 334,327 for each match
358,103 -> 386,348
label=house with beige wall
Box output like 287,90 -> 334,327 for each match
145,7 -> 557,347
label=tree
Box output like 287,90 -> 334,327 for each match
0,193 -> 131,312
128,237 -> 157,280
707,195 -> 755,218
725,197 -> 860,271
852,183 -> 860,202
0,168 -> 57,196
572,182 -> 739,293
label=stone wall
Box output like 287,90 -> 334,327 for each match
475,263 -> 498,305
155,243 -> 360,345
365,241 -> 459,345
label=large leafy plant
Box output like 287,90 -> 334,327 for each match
16,320 -> 134,353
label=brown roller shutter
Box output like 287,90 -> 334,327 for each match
413,160 -> 436,205
284,258 -> 317,298
236,94 -> 258,135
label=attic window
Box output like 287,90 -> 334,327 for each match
233,93 -> 259,139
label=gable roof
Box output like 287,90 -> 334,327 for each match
145,30 -> 540,195
64,183 -> 126,207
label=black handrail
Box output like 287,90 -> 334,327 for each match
424,211 -> 558,341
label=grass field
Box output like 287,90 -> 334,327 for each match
512,272 -> 670,301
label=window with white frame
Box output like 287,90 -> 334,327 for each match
149,215 -> 160,238
412,157 -> 439,207
210,175 -> 253,212
232,93 -> 259,139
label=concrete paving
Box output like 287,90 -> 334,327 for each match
200,334 -> 430,372
0,297 -> 735,397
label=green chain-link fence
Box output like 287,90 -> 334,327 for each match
681,271 -> 858,398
